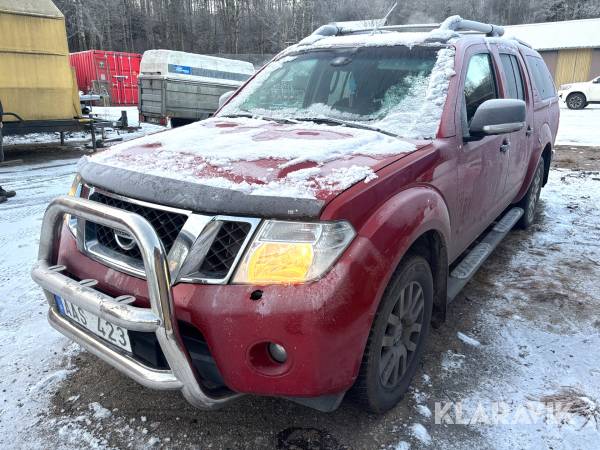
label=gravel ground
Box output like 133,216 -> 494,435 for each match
1,144 -> 599,449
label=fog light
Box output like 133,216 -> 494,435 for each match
268,343 -> 287,363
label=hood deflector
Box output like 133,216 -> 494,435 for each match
78,158 -> 325,219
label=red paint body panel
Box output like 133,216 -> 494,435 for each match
57,227 -> 388,396
53,36 -> 560,400
70,50 -> 142,106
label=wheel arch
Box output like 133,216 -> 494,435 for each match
357,185 -> 452,326
514,123 -> 553,202
403,230 -> 449,325
541,143 -> 552,186
566,90 -> 587,101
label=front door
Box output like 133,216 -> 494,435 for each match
455,47 -> 509,252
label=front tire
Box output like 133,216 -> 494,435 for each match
517,160 -> 544,229
566,93 -> 586,110
352,255 -> 433,413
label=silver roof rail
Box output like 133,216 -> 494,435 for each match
299,15 -> 505,45
449,18 -> 504,37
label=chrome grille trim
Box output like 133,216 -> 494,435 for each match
77,187 -> 261,284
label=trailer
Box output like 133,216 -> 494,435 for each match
70,50 -> 142,106
138,50 -> 254,127
0,0 -> 92,162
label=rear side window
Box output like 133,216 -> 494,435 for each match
464,53 -> 498,123
526,56 -> 556,100
500,54 -> 525,100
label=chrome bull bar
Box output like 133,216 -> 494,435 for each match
31,195 -> 240,409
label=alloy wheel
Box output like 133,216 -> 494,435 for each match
379,281 -> 425,389
568,95 -> 584,109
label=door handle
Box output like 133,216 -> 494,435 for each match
500,140 -> 510,153
525,126 -> 533,137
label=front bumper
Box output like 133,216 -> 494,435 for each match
31,196 -> 240,409
32,196 -> 386,410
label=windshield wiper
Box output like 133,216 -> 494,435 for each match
219,113 -> 299,125
293,117 -> 398,138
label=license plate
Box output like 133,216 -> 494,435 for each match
54,295 -> 132,352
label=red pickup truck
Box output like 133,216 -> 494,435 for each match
32,17 -> 559,413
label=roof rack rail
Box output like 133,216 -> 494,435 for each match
298,15 -> 505,46
449,18 -> 504,37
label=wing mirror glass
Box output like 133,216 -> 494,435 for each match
218,91 -> 235,108
469,99 -> 526,137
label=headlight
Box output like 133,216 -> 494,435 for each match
65,174 -> 82,237
559,84 -> 572,90
232,220 -> 355,284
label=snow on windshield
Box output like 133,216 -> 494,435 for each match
220,45 -> 456,140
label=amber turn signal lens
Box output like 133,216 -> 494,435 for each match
247,242 -> 313,284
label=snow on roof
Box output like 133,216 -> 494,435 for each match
140,49 -> 255,86
504,18 -> 600,51
0,0 -> 63,18
141,50 -> 254,74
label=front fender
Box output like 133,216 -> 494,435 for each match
356,185 -> 451,316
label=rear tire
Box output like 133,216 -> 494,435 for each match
566,93 -> 586,110
352,255 -> 433,413
517,160 -> 544,229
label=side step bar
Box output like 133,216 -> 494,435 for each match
447,207 -> 523,302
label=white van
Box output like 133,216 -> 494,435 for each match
138,50 -> 254,126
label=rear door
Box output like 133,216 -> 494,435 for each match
523,53 -> 558,167
498,51 -> 532,203
455,46 -> 509,250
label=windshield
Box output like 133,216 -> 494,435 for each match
219,45 -> 455,139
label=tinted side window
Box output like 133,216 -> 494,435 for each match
526,56 -> 556,100
464,53 -> 498,123
500,54 -> 525,100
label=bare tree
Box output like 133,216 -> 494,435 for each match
52,0 -> 600,56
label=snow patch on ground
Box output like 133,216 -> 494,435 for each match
416,404 -> 432,419
441,350 -> 466,375
89,402 -> 112,420
556,104 -> 600,147
457,331 -> 481,347
409,423 -> 432,445
394,441 -> 411,450
0,158 -> 78,449
452,169 -> 600,449
3,107 -> 164,148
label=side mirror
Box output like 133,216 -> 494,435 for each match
469,99 -> 526,137
593,78 -> 600,84
218,91 -> 235,108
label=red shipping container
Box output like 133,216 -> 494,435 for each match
69,50 -> 142,106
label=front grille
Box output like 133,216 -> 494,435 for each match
198,221 -> 251,279
86,192 -> 187,260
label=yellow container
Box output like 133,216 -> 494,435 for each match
0,0 -> 81,121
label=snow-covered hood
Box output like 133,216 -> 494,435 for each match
79,117 -> 425,218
